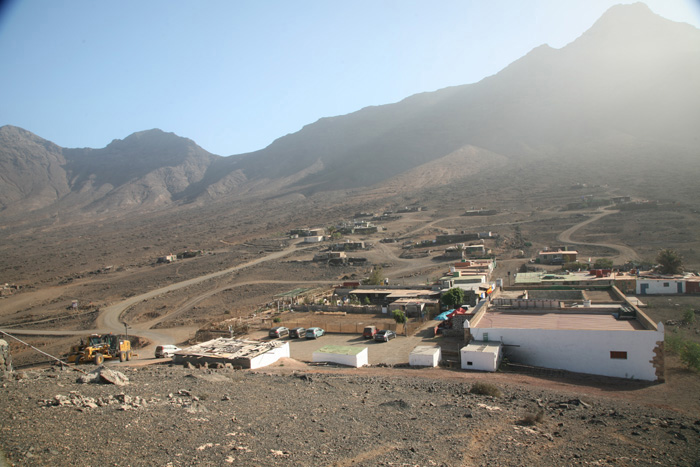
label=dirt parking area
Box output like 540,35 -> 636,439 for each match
247,322 -> 459,366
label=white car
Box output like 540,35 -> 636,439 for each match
155,345 -> 181,358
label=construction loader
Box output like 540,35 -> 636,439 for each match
66,333 -> 133,364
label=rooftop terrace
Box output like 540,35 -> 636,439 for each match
472,310 -> 644,331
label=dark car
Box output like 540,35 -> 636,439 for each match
269,326 -> 289,338
289,327 -> 306,339
374,329 -> 396,342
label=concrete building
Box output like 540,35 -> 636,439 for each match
538,249 -> 578,264
313,251 -> 347,262
465,295 -> 664,381
173,338 -> 289,369
329,241 -> 365,251
514,270 -> 637,290
636,277 -> 685,295
388,299 -> 432,318
312,345 -> 368,367
461,341 -> 502,372
410,346 -> 441,367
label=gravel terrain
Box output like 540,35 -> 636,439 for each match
1,362 -> 699,467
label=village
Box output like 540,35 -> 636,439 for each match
139,206 -> 699,384
1,196 -> 699,467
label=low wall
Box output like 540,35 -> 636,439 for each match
280,317 -> 423,336
610,286 -> 658,331
0,339 -> 12,377
295,305 -> 383,314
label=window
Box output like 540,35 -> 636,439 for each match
610,351 -> 627,360
466,361 -> 473,366
663,282 -> 669,287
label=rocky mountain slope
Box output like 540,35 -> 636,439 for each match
1,364 -> 699,467
1,3 -> 698,218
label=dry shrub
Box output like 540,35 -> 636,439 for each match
520,410 -> 545,426
469,382 -> 502,398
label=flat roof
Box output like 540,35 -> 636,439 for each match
352,289 -> 438,297
514,271 -> 636,285
462,341 -> 502,353
411,345 -> 441,356
391,298 -> 437,304
176,338 -> 286,359
473,311 -> 644,331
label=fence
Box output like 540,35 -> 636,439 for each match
280,316 -> 425,335
293,304 -> 383,314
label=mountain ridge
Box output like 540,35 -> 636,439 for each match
1,3 -> 698,218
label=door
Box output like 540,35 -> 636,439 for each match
640,283 -> 649,295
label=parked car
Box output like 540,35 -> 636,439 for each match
305,327 -> 325,339
155,345 -> 181,358
289,327 -> 306,339
269,326 -> 289,338
374,330 -> 396,342
362,325 -> 377,339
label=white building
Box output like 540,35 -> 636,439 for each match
173,338 -> 290,369
467,306 -> 664,381
636,277 -> 685,295
461,341 -> 502,372
409,346 -> 441,367
312,345 -> 368,368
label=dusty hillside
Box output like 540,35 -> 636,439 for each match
1,363 -> 699,467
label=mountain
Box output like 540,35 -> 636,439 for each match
1,3 -> 698,217
215,2 -> 699,193
0,125 -> 70,213
0,127 -> 220,216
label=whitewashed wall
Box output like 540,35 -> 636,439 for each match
250,342 -> 290,369
313,347 -> 368,368
410,346 -> 441,367
461,344 -> 501,372
636,279 -> 685,294
468,324 -> 663,381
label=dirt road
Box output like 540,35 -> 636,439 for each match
557,209 -> 639,263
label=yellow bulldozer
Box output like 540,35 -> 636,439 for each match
66,333 -> 133,365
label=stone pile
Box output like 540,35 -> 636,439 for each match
0,339 -> 12,379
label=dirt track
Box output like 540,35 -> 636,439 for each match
557,209 -> 640,263
3,206 -> 642,357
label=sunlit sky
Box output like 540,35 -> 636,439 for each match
1,0 -> 699,156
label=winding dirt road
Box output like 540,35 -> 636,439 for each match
5,207 -> 639,349
556,209 -> 639,263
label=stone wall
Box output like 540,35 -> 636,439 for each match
0,339 -> 13,378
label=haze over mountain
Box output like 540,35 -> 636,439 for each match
1,3 -> 698,218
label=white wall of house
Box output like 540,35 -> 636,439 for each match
636,279 -> 685,295
249,342 -> 290,369
467,325 -> 663,381
410,346 -> 441,367
313,347 -> 368,368
460,342 -> 502,371
303,235 -> 325,243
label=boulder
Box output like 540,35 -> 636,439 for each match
77,366 -> 129,386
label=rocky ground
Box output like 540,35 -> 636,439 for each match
1,361 -> 699,467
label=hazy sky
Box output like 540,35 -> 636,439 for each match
1,0 -> 699,156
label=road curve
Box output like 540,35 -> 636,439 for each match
95,240 -> 313,341
557,209 -> 639,263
